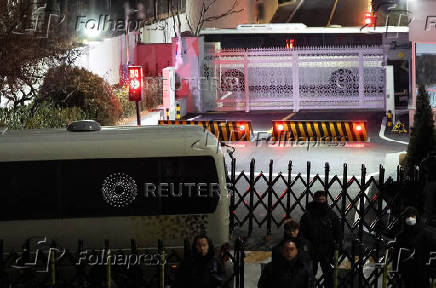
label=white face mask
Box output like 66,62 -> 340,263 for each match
405,217 -> 416,226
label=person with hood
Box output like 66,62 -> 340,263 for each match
421,154 -> 436,227
272,217 -> 311,263
258,239 -> 314,288
175,234 -> 224,288
393,206 -> 432,288
300,190 -> 343,288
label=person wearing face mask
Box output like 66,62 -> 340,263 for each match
393,207 -> 432,288
175,234 -> 224,288
300,191 -> 343,288
258,239 -> 314,288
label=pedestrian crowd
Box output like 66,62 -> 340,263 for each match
175,186 -> 435,288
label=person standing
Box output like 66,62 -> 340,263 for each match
272,217 -> 311,263
421,155 -> 436,227
300,190 -> 343,288
258,239 -> 314,288
394,207 -> 432,288
175,234 -> 224,288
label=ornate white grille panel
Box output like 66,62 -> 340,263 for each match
204,46 -> 386,111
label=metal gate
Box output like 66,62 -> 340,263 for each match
204,46 -> 386,112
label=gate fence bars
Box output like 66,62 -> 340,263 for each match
1,157 -> 435,287
227,156 -> 436,287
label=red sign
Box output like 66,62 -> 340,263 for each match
363,12 -> 375,27
128,66 -> 143,102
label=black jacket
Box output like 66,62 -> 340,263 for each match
300,202 -> 343,255
258,252 -> 314,288
393,223 -> 433,288
175,242 -> 224,288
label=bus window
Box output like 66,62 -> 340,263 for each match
60,158 -> 161,218
0,161 -> 58,220
0,156 -> 221,221
160,156 -> 220,215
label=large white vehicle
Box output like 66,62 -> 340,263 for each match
0,121 -> 229,251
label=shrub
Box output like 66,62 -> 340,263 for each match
0,101 -> 86,129
406,85 -> 436,172
39,65 -> 122,125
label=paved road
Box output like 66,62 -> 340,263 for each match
191,110 -> 407,249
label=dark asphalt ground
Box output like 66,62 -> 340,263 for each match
185,110 -> 408,249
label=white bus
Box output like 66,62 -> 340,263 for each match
0,121 -> 229,251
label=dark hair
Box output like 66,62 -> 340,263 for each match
192,234 -> 215,258
401,206 -> 418,218
281,238 -> 298,248
284,218 -> 300,232
314,190 -> 327,198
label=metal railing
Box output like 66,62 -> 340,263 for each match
226,155 -> 432,287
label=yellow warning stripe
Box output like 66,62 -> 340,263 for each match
336,122 -> 345,142
329,122 -> 337,140
344,122 -> 354,142
306,122 -> 314,141
297,122 -> 305,141
320,122 -> 329,141
290,122 -> 298,141
313,122 -> 321,139
271,121 -> 368,142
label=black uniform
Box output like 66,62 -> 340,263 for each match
300,201 -> 343,288
258,251 -> 314,288
423,181 -> 436,227
394,222 -> 433,288
175,239 -> 224,288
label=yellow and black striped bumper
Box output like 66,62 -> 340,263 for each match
158,120 -> 252,141
271,120 -> 368,142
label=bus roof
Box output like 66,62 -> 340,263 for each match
0,125 -> 220,162
200,24 -> 409,35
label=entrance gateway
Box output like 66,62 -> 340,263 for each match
203,45 -> 386,112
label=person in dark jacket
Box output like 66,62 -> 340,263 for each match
175,234 -> 224,288
421,155 -> 436,227
272,217 -> 311,263
258,239 -> 314,288
300,190 -> 343,288
393,206 -> 432,288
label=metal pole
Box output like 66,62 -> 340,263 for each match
230,157 -> 236,238
235,239 -> 240,288
305,161 -> 311,207
286,161 -> 292,217
158,239 -> 163,288
333,247 -> 339,288
136,101 -> 141,125
341,164 -> 347,232
107,249 -> 111,288
248,158 -> 255,238
266,159 -> 273,240
239,239 -> 245,288
358,165 -> 366,288
50,249 -> 56,287
160,250 -> 166,288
